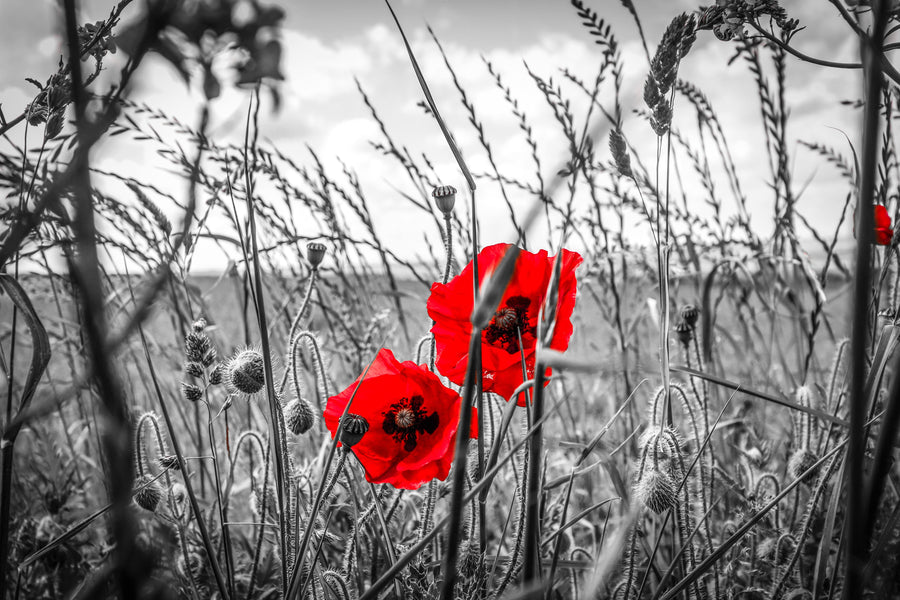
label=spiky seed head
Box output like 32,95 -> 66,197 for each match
634,469 -> 676,513
158,455 -> 180,470
340,413 -> 369,448
208,363 -> 223,385
285,397 -> 315,435
675,319 -> 693,346
184,361 -> 204,379
226,349 -> 266,396
134,476 -> 163,512
432,185 -> 457,215
306,242 -> 327,269
788,448 -> 818,482
680,304 -> 699,327
181,382 -> 203,403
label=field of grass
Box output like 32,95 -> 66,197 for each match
4,1 -> 900,599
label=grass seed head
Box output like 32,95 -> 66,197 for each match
181,382 -> 203,403
608,129 -> 633,178
157,455 -> 180,470
184,361 -> 204,379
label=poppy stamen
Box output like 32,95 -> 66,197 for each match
383,395 -> 440,451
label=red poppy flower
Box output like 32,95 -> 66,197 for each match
875,204 -> 894,245
427,243 -> 582,405
323,348 -> 476,490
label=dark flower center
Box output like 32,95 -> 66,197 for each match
484,295 -> 534,354
382,395 -> 440,452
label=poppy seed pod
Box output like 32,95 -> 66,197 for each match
285,397 -> 315,435
339,413 -> 369,448
432,185 -> 457,215
675,319 -> 693,347
226,349 -> 266,396
307,242 -> 327,269
134,477 -> 163,512
680,304 -> 699,328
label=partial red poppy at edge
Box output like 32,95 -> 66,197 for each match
427,243 -> 583,405
875,204 -> 894,246
323,348 -> 476,490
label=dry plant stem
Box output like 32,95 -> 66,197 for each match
241,89 -> 291,594
137,325 -> 230,599
844,3 -> 889,597
204,399 -> 236,597
438,334 -> 481,600
57,0 -> 142,594
522,360 -> 546,586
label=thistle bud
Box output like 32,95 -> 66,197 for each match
134,476 -> 163,512
634,469 -> 676,514
340,413 -> 369,448
306,242 -> 327,269
432,185 -> 457,215
226,349 -> 266,396
181,382 -> 203,403
284,397 -> 315,435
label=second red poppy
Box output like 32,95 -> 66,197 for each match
427,243 -> 582,405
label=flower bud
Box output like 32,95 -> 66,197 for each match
134,476 -> 163,512
307,242 -> 327,269
634,469 -> 676,514
788,448 -> 818,483
675,319 -> 693,346
285,397 -> 315,435
226,349 -> 265,396
340,413 -> 369,448
432,185 -> 457,215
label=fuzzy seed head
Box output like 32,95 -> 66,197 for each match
635,469 -> 676,513
226,349 -> 266,396
307,242 -> 327,268
285,397 -> 315,435
788,448 -> 818,482
432,185 -> 457,214
340,413 -> 369,448
181,382 -> 203,403
134,476 -> 163,512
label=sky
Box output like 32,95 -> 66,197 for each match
0,0 -> 867,272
